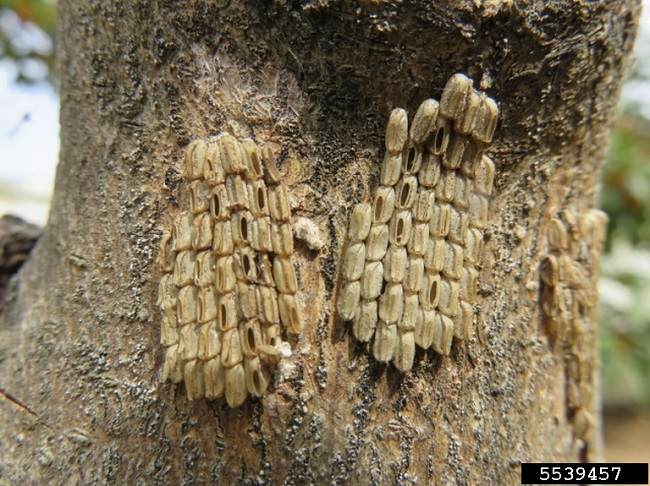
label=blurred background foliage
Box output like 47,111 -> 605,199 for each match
600,111 -> 650,409
0,0 -> 55,84
0,2 -> 649,411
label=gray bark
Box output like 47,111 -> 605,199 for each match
0,1 -> 640,484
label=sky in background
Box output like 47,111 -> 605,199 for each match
0,2 -> 649,226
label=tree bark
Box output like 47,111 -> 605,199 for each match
0,1 -> 640,484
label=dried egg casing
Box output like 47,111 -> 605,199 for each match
372,320 -> 397,362
395,176 -> 418,210
226,174 -> 249,208
424,237 -> 446,273
378,282 -> 404,324
161,314 -> 179,346
361,260 -> 384,300
337,280 -> 361,321
263,324 -> 282,349
209,185 -> 231,221
426,117 -> 450,156
213,220 -> 235,255
198,320 -> 221,360
217,292 -> 239,331
564,258 -> 590,290
353,300 -> 378,342
464,228 -> 484,265
572,409 -> 594,442
435,169 -> 456,203
158,273 -> 178,312
468,193 -> 489,229
539,255 -> 559,287
415,309 -> 435,349
400,292 -> 419,331
194,251 -> 216,287
218,133 -> 245,174
547,218 -> 568,251
225,363 -> 247,408
197,286 -> 218,323
453,175 -> 471,211
162,344 -> 183,383
183,359 -> 204,400
268,184 -> 291,222
240,319 -> 263,357
189,180 -> 211,214
192,211 -> 213,250
179,324 -> 200,361
248,180 -> 269,217
457,89 -> 481,135
585,209 -> 608,243
348,203 -> 372,242
204,356 -> 225,399
203,141 -> 225,186
432,313 -> 454,355
261,146 -> 282,185
444,132 -> 468,170
256,253 -> 275,287
473,155 -> 495,196
241,138 -> 264,180
383,245 -> 408,283
257,285 -> 280,325
273,256 -> 298,294
366,224 -> 389,261
381,152 -> 403,186
442,242 -> 464,280
258,343 -> 282,360
429,202 -> 451,238
418,153 -> 442,188
231,211 -> 252,246
410,99 -> 439,144
419,272 -> 441,310
389,210 -> 413,246
393,331 -> 416,372
172,211 -> 193,252
271,223 -> 294,257
459,139 -> 482,177
413,189 -> 435,222
236,247 -> 259,283
440,73 -> 472,120
174,250 -> 196,287
460,266 -> 479,304
436,278 -> 460,317
215,255 -> 237,293
407,223 -> 429,257
372,186 -> 396,224
251,216 -> 273,252
385,108 -> 409,155
278,293 -> 305,333
221,328 -> 244,368
342,242 -> 366,282
472,94 -> 499,143
454,300 -> 474,340
402,143 -> 423,176
447,207 -> 469,246
404,256 -> 425,293
245,356 -> 270,397
159,232 -> 176,273
237,282 -> 259,319
184,139 -> 208,180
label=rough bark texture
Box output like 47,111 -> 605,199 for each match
0,1 -> 640,484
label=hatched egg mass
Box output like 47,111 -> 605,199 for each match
158,134 -> 304,407
337,73 -> 499,370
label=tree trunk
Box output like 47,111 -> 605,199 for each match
0,1 -> 640,484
